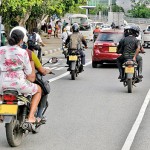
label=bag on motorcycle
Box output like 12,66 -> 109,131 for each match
27,33 -> 36,48
35,74 -> 50,95
69,34 -> 81,50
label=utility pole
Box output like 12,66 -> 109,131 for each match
108,0 -> 112,12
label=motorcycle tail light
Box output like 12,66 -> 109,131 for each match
3,94 -> 17,101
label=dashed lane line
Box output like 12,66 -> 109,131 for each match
48,61 -> 92,83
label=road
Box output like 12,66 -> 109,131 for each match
0,41 -> 150,150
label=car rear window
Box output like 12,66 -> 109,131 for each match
97,32 -> 124,43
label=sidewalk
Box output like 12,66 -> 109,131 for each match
41,32 -> 62,56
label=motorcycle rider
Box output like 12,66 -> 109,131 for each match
29,27 -> 45,61
93,25 -> 101,42
0,29 -> 42,124
10,26 -> 52,121
65,23 -> 87,71
117,25 -> 143,81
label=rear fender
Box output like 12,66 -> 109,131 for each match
3,116 -> 14,123
126,73 -> 133,79
70,61 -> 76,70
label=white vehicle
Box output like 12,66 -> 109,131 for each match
101,24 -> 112,31
143,25 -> 150,47
69,14 -> 93,41
70,14 -> 88,26
79,24 -> 93,41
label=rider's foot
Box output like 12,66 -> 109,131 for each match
118,75 -> 122,79
120,78 -> 125,82
138,75 -> 143,78
67,68 -> 71,71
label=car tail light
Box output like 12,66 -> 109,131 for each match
3,94 -> 17,101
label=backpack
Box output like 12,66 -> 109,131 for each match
69,33 -> 81,50
27,33 -> 36,48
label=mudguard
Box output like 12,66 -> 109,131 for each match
3,116 -> 13,123
70,61 -> 76,70
126,73 -> 133,79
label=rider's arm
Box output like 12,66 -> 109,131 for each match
37,33 -> 45,46
32,52 -> 50,75
81,35 -> 87,47
133,41 -> 140,61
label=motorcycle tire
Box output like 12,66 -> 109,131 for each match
71,70 -> 76,80
5,118 -> 23,147
127,79 -> 132,93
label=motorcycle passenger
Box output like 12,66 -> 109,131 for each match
0,29 -> 42,124
117,25 -> 143,81
65,23 -> 87,71
10,26 -> 52,121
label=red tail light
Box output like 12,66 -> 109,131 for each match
3,94 -> 17,101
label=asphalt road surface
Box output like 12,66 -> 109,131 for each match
0,41 -> 150,150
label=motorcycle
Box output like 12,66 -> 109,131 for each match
121,59 -> 142,93
67,49 -> 84,80
0,57 -> 57,147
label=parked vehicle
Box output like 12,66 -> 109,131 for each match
92,30 -> 124,68
121,59 -> 142,93
143,25 -> 150,48
1,24 -> 7,46
67,49 -> 84,80
0,58 -> 57,147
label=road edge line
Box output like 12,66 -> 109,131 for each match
121,89 -> 150,150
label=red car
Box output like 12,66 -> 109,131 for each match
92,30 -> 124,68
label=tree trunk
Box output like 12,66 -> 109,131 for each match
37,14 -> 49,29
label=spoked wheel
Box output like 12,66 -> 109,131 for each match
5,118 -> 24,147
71,70 -> 76,80
127,79 -> 132,93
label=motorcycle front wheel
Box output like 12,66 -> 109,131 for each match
127,79 -> 132,93
5,117 -> 23,147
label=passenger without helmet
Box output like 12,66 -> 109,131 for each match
0,29 -> 42,123
10,26 -> 52,120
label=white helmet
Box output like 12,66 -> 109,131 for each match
66,26 -> 70,31
10,26 -> 28,43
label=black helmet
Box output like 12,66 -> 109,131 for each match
124,25 -> 140,37
72,23 -> 79,32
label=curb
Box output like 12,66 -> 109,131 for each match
42,47 -> 62,56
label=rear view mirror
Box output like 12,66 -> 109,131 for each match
49,57 -> 58,64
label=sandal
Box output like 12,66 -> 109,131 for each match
25,118 -> 41,125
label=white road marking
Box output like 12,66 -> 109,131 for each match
51,63 -> 60,66
50,67 -> 57,70
48,61 -> 92,83
55,67 -> 65,70
121,89 -> 150,150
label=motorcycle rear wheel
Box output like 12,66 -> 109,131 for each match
127,79 -> 132,93
71,70 -> 76,80
6,118 -> 23,147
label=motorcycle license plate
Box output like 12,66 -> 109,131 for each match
109,47 -> 117,52
0,105 -> 18,115
125,67 -> 134,73
69,56 -> 77,61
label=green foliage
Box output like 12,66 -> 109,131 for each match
129,3 -> 150,18
112,4 -> 124,12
